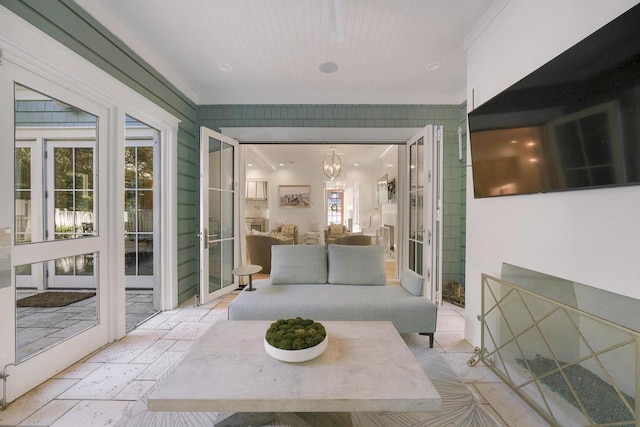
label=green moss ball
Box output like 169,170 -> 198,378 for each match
265,317 -> 326,350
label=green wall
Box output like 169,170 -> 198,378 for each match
199,104 -> 467,286
1,0 -> 200,303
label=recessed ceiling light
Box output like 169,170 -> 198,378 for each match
319,61 -> 339,74
354,163 -> 359,167
426,61 -> 440,71
279,163 -> 284,167
248,163 -> 253,167
218,62 -> 233,72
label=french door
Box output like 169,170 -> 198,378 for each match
405,125 -> 443,304
199,127 -> 239,304
1,67 -> 110,402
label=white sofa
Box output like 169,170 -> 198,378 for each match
228,244 -> 438,347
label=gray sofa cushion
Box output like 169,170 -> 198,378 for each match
400,268 -> 424,296
327,245 -> 386,285
270,244 -> 328,284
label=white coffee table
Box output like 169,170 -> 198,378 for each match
148,321 -> 441,426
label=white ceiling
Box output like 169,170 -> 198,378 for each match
246,143 -> 397,173
74,0 -> 494,105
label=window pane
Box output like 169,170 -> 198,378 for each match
137,147 -> 154,189
55,254 -> 95,276
14,84 -> 97,244
209,241 -> 221,293
15,146 -> 31,242
15,147 -> 31,189
55,148 -> 73,189
137,234 -> 153,276
416,137 -> 425,188
208,137 -> 221,189
410,143 -> 418,191
124,116 -> 158,288
221,191 -> 233,239
410,193 -> 417,239
221,142 -> 234,191
209,190 -> 221,238
125,147 -> 137,188
222,239 -> 234,287
416,190 -> 424,241
15,252 -> 99,362
125,190 -> 137,231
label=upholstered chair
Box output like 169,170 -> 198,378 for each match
246,234 -> 294,274
271,223 -> 299,244
324,223 -> 351,244
329,234 -> 372,246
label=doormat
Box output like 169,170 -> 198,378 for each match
17,291 -> 96,308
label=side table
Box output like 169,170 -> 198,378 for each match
304,231 -> 321,245
232,264 -> 262,292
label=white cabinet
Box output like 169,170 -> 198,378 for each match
246,180 -> 267,200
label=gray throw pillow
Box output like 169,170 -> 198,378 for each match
328,245 -> 386,285
270,245 -> 328,284
400,268 -> 424,296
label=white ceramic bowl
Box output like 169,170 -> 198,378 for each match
264,334 -> 328,362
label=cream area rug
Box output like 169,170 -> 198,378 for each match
115,332 -> 499,427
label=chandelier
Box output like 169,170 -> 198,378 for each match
322,147 -> 342,180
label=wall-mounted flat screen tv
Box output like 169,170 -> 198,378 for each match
468,4 -> 640,198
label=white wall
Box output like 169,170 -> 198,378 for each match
465,0 -> 640,345
246,151 -> 382,234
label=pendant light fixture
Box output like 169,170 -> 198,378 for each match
322,146 -> 343,180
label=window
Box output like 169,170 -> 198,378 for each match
326,190 -> 344,225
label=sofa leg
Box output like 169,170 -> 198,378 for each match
419,332 -> 434,348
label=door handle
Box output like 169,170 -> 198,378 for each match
197,229 -> 209,249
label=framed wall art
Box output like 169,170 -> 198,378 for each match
278,185 -> 310,208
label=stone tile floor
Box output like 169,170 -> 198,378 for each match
15,290 -> 158,362
0,295 -> 550,426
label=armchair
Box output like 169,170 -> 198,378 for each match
246,234 -> 294,274
324,223 -> 351,245
271,223 -> 299,244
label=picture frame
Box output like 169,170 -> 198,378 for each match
278,185 -> 310,208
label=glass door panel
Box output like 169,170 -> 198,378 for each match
200,127 -> 239,304
408,137 -> 425,276
124,116 -> 160,329
405,126 -> 443,303
9,79 -> 109,388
